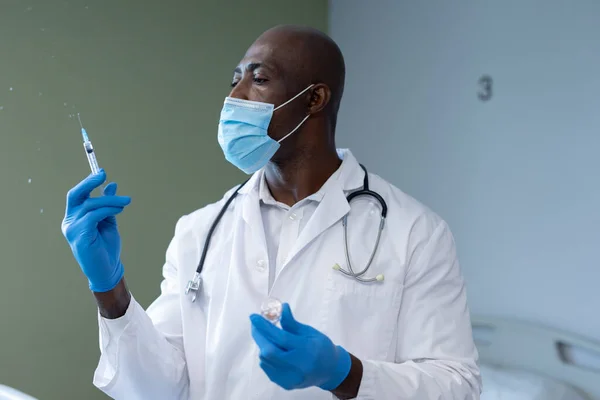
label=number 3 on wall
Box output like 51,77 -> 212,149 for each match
478,75 -> 493,101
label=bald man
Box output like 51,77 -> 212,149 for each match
62,25 -> 481,399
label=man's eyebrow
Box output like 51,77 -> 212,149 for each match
234,63 -> 273,74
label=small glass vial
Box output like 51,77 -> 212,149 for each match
260,297 -> 283,324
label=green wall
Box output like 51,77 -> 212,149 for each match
0,1 -> 327,398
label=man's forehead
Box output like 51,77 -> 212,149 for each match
245,41 -> 276,58
235,42 -> 281,73
234,30 -> 312,79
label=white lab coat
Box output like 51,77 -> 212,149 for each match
93,149 -> 482,399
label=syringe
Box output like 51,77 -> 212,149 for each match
77,113 -> 101,174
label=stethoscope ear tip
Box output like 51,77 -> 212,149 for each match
376,274 -> 385,282
332,263 -> 342,271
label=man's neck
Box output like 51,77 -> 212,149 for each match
264,147 -> 342,207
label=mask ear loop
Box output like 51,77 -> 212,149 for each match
273,84 -> 315,144
273,84 -> 315,111
277,114 -> 310,143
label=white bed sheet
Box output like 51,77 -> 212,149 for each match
480,364 -> 590,400
0,385 -> 38,400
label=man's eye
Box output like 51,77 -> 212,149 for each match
253,78 -> 267,84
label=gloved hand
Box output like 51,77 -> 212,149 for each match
250,303 -> 352,391
61,170 -> 131,292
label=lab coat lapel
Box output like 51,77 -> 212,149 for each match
282,150 -> 365,267
282,182 -> 350,268
239,150 -> 365,275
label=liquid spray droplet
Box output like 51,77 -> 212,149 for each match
40,209 -> 44,214
9,87 -> 13,91
0,106 -> 4,111
28,178 -> 32,183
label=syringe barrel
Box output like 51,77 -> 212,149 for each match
83,141 -> 101,174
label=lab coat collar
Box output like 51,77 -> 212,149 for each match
237,148 -> 364,197
257,160 -> 341,208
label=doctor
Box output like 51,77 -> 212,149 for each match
62,25 -> 481,399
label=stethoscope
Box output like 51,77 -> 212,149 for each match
185,165 -> 388,302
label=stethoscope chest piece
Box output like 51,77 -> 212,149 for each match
185,272 -> 202,302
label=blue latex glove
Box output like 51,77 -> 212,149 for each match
250,303 -> 352,391
61,170 -> 131,292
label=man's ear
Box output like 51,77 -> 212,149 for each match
308,83 -> 331,115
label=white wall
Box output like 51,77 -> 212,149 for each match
330,0 -> 600,340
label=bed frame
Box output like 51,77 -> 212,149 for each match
472,316 -> 600,399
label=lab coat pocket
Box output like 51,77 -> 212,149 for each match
322,273 -> 403,362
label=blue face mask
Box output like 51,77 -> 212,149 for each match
217,85 -> 314,174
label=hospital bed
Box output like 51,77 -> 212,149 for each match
473,316 -> 600,400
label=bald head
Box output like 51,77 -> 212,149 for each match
229,25 -> 346,140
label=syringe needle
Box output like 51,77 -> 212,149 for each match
77,112 -> 90,142
77,112 -> 100,174
77,112 -> 84,130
